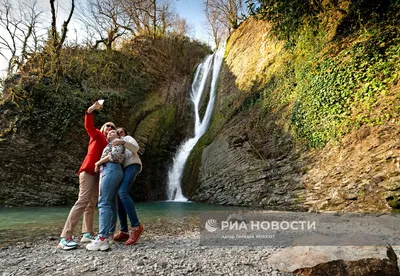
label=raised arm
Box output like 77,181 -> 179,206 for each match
85,102 -> 103,138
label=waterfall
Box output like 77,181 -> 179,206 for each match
167,46 -> 225,201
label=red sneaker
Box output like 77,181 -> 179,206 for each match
113,231 -> 129,241
125,224 -> 144,245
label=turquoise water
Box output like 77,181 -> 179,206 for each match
0,201 -> 248,245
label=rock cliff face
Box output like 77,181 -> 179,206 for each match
190,113 -> 306,211
132,77 -> 194,201
188,103 -> 307,211
183,17 -> 400,212
302,124 -> 400,212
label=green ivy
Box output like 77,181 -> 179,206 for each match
290,26 -> 399,147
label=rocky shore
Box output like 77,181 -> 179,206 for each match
0,217 -> 292,276
1,216 -> 399,275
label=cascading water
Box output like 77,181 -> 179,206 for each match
167,46 -> 225,201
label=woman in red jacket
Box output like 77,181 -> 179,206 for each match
58,101 -> 116,250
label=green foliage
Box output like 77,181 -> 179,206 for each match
2,34 -> 210,145
61,48 -> 149,93
334,0 -> 400,39
194,4 -> 399,151
247,0 -> 323,47
262,64 -> 297,113
290,26 -> 399,147
27,88 -> 88,142
387,195 -> 400,209
152,35 -> 212,75
5,46 -> 152,143
248,0 -> 400,47
120,35 -> 212,79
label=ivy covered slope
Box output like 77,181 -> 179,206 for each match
0,35 -> 210,207
183,1 -> 400,212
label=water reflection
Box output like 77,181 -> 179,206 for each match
0,201 -> 250,246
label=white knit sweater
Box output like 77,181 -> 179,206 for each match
122,135 -> 142,173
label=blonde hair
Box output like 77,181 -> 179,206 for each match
100,122 -> 116,135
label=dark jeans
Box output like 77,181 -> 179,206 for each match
117,164 -> 141,232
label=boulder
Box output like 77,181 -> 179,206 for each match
267,245 -> 399,275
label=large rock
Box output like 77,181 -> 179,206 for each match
267,245 -> 400,275
294,258 -> 398,276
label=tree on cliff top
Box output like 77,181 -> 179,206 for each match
204,0 -> 248,49
205,0 -> 246,31
76,0 -> 189,50
0,0 -> 45,82
49,0 -> 75,83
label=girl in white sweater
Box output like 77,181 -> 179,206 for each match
112,127 -> 143,245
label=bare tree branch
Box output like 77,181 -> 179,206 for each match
59,0 -> 75,48
204,0 -> 246,33
0,0 -> 44,77
50,0 -> 57,44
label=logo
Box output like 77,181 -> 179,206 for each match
205,219 -> 219,232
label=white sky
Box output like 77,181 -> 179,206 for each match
0,0 -> 212,80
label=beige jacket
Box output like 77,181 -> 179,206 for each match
122,135 -> 142,173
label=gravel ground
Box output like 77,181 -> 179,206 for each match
0,217 -> 294,276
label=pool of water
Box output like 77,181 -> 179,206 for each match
0,201 -> 249,246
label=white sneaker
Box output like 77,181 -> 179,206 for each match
108,235 -> 115,245
86,237 -> 110,251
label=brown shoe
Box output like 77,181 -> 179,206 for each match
125,224 -> 144,245
113,231 -> 129,241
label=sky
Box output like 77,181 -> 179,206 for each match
50,0 -> 212,43
174,0 -> 212,44
0,0 -> 212,80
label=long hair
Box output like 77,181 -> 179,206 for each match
100,122 -> 115,135
117,127 -> 128,136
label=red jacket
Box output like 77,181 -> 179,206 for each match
77,112 -> 108,175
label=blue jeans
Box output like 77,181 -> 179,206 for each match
98,162 -> 123,238
117,164 -> 141,232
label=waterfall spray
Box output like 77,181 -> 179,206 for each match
167,46 -> 225,201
